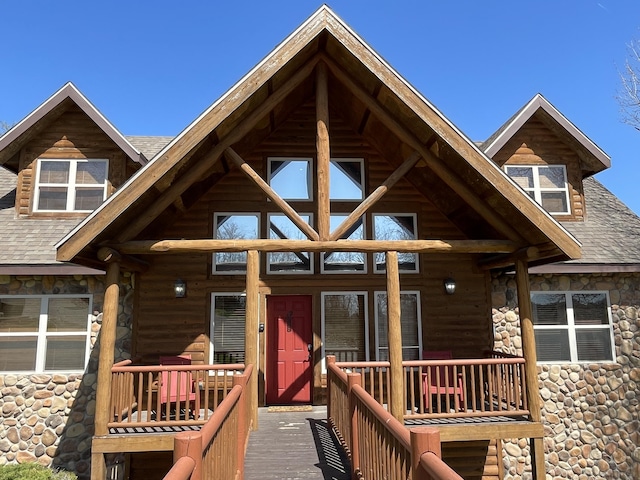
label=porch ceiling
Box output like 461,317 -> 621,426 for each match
55,6 -> 580,269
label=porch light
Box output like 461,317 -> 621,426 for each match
444,278 -> 456,295
174,279 -> 186,298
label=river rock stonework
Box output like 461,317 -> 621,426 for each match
492,272 -> 640,479
0,274 -> 133,479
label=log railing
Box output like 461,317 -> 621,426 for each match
109,360 -> 244,429
327,357 -> 462,480
162,364 -> 253,480
331,352 -> 529,420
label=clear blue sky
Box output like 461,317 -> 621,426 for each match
2,1 -> 640,213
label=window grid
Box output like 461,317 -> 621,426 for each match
532,291 -> 615,363
0,295 -> 92,373
374,291 -> 422,361
505,165 -> 570,215
34,159 -> 108,212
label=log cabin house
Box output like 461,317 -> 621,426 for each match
1,6 -> 639,480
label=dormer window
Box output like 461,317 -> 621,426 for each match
505,165 -> 570,215
34,159 -> 108,212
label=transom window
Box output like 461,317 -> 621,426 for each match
321,292 -> 368,370
34,159 -> 108,212
532,291 -> 615,363
0,295 -> 92,372
372,214 -> 418,273
210,294 -> 245,364
267,213 -> 313,274
505,165 -> 570,214
374,291 -> 422,361
212,213 -> 259,274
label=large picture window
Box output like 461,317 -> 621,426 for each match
210,294 -> 246,364
374,291 -> 422,361
213,213 -> 259,273
34,159 -> 108,212
505,165 -> 570,214
532,291 -> 615,363
321,292 -> 368,369
267,213 -> 313,273
372,214 -> 418,273
0,295 -> 92,372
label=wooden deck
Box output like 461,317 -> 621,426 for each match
244,406 -> 350,480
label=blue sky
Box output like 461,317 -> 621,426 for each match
2,1 -> 640,213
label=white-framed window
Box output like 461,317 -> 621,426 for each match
267,157 -> 313,201
0,295 -> 92,372
505,165 -> 570,215
330,158 -> 364,200
212,213 -> 260,274
372,214 -> 418,273
531,291 -> 615,363
374,291 -> 422,361
322,214 -> 366,273
267,213 -> 313,274
210,294 -> 246,364
34,159 -> 108,212
321,292 -> 368,370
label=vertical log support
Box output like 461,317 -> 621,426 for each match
347,372 -> 362,479
386,251 -> 404,422
515,258 -> 545,479
174,431 -> 203,480
326,355 -> 336,420
410,426 -> 442,480
316,62 -> 331,240
91,261 -> 120,480
245,250 -> 259,430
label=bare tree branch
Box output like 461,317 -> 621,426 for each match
617,39 -> 640,131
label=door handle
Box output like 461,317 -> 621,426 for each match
306,343 -> 312,361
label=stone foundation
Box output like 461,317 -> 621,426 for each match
492,272 -> 640,479
0,274 -> 133,479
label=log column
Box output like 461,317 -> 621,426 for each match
245,250 -> 259,429
316,62 -> 330,240
515,258 -> 545,479
91,260 -> 120,480
386,251 -> 404,422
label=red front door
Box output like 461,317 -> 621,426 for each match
266,295 -> 313,404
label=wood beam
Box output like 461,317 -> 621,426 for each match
109,55 -> 321,245
321,54 -> 526,245
97,247 -> 148,272
330,151 -> 421,241
386,251 -> 404,422
477,246 -> 539,271
111,238 -> 519,255
225,147 -> 319,241
316,62 -> 331,240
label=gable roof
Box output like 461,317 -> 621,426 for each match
55,6 -> 580,267
0,82 -> 147,173
482,94 -> 610,177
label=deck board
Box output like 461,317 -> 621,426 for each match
244,406 -> 350,480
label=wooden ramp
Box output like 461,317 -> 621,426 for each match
244,406 -> 350,480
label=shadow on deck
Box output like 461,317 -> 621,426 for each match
244,406 -> 351,480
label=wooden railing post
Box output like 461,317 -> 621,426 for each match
326,355 -> 336,420
174,431 -> 203,480
411,427 -> 442,480
347,372 -> 362,480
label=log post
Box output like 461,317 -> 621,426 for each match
386,251 -> 404,422
91,261 -> 120,480
515,258 -> 545,479
347,372 -> 362,479
410,426 -> 442,480
316,62 -> 330,241
326,355 -> 336,420
174,431 -> 203,480
245,250 -> 259,430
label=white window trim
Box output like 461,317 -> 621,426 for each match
372,213 -> 419,274
267,157 -> 313,202
266,212 -> 314,275
34,158 -> 109,212
0,294 -> 93,373
209,293 -> 251,369
505,165 -> 571,215
373,290 -> 422,361
321,214 -> 367,274
212,212 -> 260,275
532,290 -> 615,364
330,158 -> 365,201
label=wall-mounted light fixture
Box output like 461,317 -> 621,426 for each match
444,277 -> 456,295
174,279 -> 186,298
